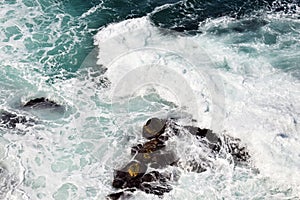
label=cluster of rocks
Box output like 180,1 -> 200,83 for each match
0,99 -> 252,199
107,118 -> 251,199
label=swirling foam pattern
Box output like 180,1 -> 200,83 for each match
0,0 -> 299,199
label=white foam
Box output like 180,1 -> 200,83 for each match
79,1 -> 105,19
0,3 -> 298,198
95,16 -> 300,198
95,17 -> 224,131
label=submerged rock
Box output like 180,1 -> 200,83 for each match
107,118 -> 252,199
23,97 -> 62,109
0,110 -> 34,129
107,189 -> 136,200
0,97 -> 65,131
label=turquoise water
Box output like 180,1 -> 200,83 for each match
0,0 -> 300,199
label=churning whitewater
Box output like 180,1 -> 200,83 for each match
0,0 -> 299,199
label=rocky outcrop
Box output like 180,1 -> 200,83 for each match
107,118 -> 251,199
0,110 -> 34,130
0,97 -> 64,130
23,97 -> 62,109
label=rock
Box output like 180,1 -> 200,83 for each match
134,150 -> 178,169
131,138 -> 166,155
183,126 -> 222,152
109,160 -> 172,199
142,118 -> 165,139
23,97 -> 62,109
108,118 -> 252,199
106,191 -> 124,200
0,97 -> 64,130
224,136 -> 251,164
112,161 -> 147,189
106,189 -> 135,200
0,110 -> 34,129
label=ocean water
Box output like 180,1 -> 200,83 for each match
0,0 -> 300,199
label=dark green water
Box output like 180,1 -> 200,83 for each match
0,0 -> 300,199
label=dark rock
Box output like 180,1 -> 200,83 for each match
181,125 -> 222,152
142,118 -> 166,139
185,159 -> 207,173
131,138 -> 166,155
148,151 -> 178,169
0,98 -> 64,131
23,97 -> 62,109
0,110 -> 34,129
109,118 -> 251,199
106,189 -> 136,200
140,171 -> 172,195
133,150 -> 178,169
277,133 -> 288,138
184,126 -> 208,138
112,161 -> 147,189
224,136 -> 251,164
106,191 -> 124,200
140,182 -> 172,196
111,159 -> 172,199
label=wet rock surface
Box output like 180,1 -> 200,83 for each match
107,118 -> 252,199
0,110 -> 34,130
23,97 -> 63,110
0,97 -> 65,131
